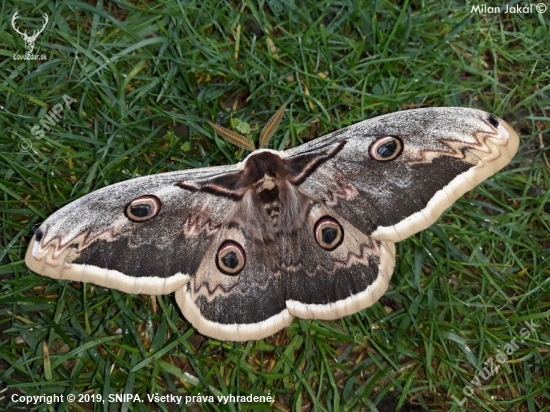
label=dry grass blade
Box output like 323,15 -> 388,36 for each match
259,104 -> 287,148
209,122 -> 255,151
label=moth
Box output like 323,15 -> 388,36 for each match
25,106 -> 519,341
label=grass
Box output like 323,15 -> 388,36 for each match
1,0 -> 549,411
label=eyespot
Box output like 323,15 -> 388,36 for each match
487,114 -> 500,128
369,136 -> 403,161
125,195 -> 161,222
216,240 -> 246,276
314,216 -> 344,251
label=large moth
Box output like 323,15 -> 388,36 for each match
25,107 -> 519,341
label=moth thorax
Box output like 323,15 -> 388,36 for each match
264,201 -> 281,225
256,174 -> 276,192
255,174 -> 282,226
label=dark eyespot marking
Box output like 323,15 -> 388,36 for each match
369,136 -> 403,161
216,240 -> 246,276
488,114 -> 500,128
322,227 -> 338,244
35,229 -> 44,242
132,205 -> 151,217
314,216 -> 344,251
125,195 -> 161,222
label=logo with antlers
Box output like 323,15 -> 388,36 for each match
11,10 -> 49,60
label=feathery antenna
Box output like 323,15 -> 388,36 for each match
259,104 -> 287,148
208,122 -> 256,151
210,103 -> 288,151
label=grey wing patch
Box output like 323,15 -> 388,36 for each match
25,165 -> 239,295
175,201 -> 395,341
282,202 -> 396,320
176,223 -> 292,342
287,108 -> 519,242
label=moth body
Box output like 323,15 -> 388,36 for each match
25,107 -> 519,341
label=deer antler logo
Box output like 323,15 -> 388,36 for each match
11,11 -> 49,59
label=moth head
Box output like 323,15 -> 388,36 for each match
314,216 -> 344,251
369,136 -> 403,161
216,240 -> 246,275
125,195 -> 161,222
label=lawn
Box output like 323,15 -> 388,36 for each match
1,1 -> 549,411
